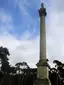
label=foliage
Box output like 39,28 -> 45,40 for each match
49,60 -> 64,85
10,66 -> 16,74
0,46 -> 10,73
15,62 -> 30,74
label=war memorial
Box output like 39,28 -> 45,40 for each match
34,3 -> 50,85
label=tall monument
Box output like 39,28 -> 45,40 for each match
34,3 -> 50,85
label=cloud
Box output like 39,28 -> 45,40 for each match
0,9 -> 13,33
0,0 -> 64,68
0,32 -> 39,68
0,0 -> 40,68
51,0 -> 64,12
17,0 -> 40,16
46,0 -> 64,64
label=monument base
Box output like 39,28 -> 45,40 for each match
34,59 -> 51,85
34,78 -> 50,85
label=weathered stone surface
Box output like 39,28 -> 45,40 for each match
35,3 -> 51,85
34,78 -> 50,85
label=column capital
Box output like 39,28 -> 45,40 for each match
38,3 -> 47,17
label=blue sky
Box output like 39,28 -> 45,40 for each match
0,0 -> 64,68
0,0 -> 41,39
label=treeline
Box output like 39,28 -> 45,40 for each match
0,46 -> 32,74
0,46 -> 37,85
0,46 -> 64,85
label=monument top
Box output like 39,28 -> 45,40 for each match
41,3 -> 44,8
38,3 -> 47,17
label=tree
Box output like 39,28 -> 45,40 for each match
10,66 -> 16,74
53,60 -> 63,69
1,61 -> 11,73
53,60 -> 64,85
22,62 -> 30,69
15,62 -> 30,74
0,46 -> 10,73
15,62 -> 23,74
49,67 -> 58,85
49,60 -> 64,85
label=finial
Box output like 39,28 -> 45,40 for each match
41,3 -> 44,8
38,2 -> 47,17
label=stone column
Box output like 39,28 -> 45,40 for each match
34,3 -> 50,85
39,3 -> 47,60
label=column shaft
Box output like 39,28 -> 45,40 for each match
40,16 -> 46,60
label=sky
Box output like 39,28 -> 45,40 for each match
0,0 -> 64,68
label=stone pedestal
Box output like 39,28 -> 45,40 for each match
34,59 -> 50,85
35,78 -> 50,85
